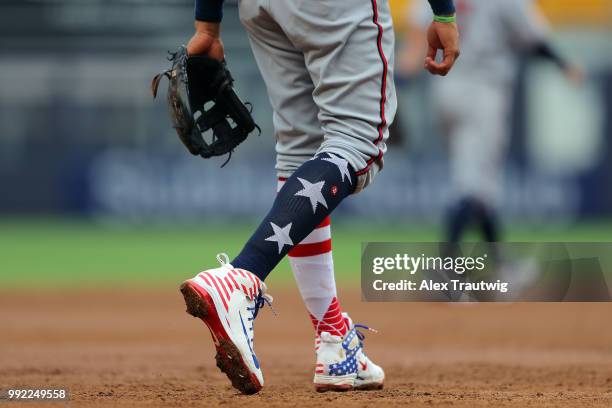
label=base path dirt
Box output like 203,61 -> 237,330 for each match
1,286 -> 612,407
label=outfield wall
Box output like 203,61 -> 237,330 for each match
0,1 -> 610,221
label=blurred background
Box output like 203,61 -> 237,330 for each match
0,0 -> 611,287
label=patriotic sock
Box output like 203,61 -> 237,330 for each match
311,297 -> 347,338
276,179 -> 347,338
232,153 -> 356,282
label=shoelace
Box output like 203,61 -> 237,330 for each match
244,291 -> 274,350
249,292 -> 275,320
353,324 -> 378,342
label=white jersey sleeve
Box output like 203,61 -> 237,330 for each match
500,0 -> 548,50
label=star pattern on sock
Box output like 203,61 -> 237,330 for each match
294,177 -> 328,214
322,154 -> 352,184
265,222 -> 294,254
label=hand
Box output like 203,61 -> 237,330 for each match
425,21 -> 460,76
187,21 -> 225,60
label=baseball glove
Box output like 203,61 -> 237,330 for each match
152,46 -> 258,165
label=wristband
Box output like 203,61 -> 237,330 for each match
433,14 -> 457,24
428,0 -> 456,16
195,0 -> 224,23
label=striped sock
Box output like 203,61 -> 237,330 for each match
232,154 -> 356,281
309,296 -> 347,337
278,178 -> 348,337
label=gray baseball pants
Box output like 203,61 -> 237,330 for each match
238,0 -> 397,193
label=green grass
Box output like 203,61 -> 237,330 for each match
1,218 -> 611,288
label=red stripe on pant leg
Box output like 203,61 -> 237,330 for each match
355,150 -> 384,176
288,239 -> 332,257
371,0 -> 388,144
355,0 -> 389,177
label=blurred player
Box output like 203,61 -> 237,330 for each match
400,0 -> 583,243
179,0 -> 459,395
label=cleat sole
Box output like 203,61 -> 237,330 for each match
180,281 -> 262,395
314,383 -> 353,393
353,381 -> 384,391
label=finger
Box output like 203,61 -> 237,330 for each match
424,45 -> 441,73
425,57 -> 447,76
439,52 -> 457,74
429,49 -> 458,76
426,44 -> 437,60
424,57 -> 437,73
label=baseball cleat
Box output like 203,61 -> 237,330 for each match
343,313 -> 385,390
313,329 -> 361,392
313,314 -> 384,392
180,254 -> 272,395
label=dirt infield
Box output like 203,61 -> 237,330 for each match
2,286 -> 612,407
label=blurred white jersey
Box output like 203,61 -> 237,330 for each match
411,0 -> 548,85
410,0 -> 549,205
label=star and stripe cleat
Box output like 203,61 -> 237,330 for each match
343,313 -> 385,390
313,314 -> 384,392
313,330 -> 359,392
180,254 -> 272,395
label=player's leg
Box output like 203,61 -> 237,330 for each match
181,1 -> 375,394
280,181 -> 384,390
235,0 -> 396,286
231,9 -> 357,282
180,4 -> 334,395
238,25 -> 358,388
181,0 -> 393,394
271,179 -> 345,337
280,0 -> 397,192
443,81 -> 508,242
266,0 -> 395,391
232,9 -> 368,392
239,9 -> 350,341
447,197 -> 501,242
